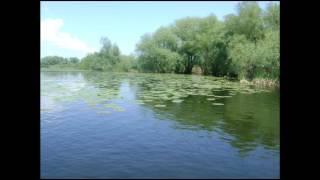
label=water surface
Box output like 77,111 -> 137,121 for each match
41,71 -> 279,178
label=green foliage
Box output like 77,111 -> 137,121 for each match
263,2 -> 280,30
135,1 -> 279,81
137,45 -> 181,73
41,56 -> 67,67
80,52 -> 106,71
69,57 -> 80,64
79,37 -> 138,72
113,55 -> 137,72
228,35 -> 258,79
228,29 -> 279,80
173,17 -> 203,73
41,56 -> 81,69
225,2 -> 265,43
196,16 -> 231,76
136,30 -> 182,73
255,30 -> 280,79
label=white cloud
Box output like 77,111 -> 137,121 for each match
41,18 -> 96,54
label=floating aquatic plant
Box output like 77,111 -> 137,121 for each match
212,103 -> 224,106
42,72 -> 273,114
172,99 -> 184,103
154,104 -> 166,107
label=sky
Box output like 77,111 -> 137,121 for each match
41,1 -> 278,59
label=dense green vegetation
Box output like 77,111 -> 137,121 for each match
41,38 -> 137,72
41,56 -> 79,67
41,2 -> 279,83
41,56 -> 81,71
136,2 -> 279,81
79,37 -> 138,72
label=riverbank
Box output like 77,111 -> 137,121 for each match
41,67 -> 89,72
240,78 -> 279,88
41,68 -> 279,88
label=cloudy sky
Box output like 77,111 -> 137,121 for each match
41,1 -> 276,59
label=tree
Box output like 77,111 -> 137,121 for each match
41,56 -> 68,66
263,2 -> 280,30
228,35 -> 257,80
69,57 -> 79,64
81,52 -> 115,71
100,37 -> 112,56
112,44 -> 120,57
153,27 -> 179,51
225,2 -> 264,43
196,15 -> 231,76
172,17 -> 203,74
136,31 -> 182,73
111,44 -> 121,65
255,29 -> 280,79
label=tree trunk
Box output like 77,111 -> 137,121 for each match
184,56 -> 193,74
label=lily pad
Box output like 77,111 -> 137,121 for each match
206,94 -> 215,97
207,98 -> 216,101
215,95 -> 232,98
212,103 -> 224,106
143,99 -> 153,102
172,99 -> 184,103
154,104 -> 166,108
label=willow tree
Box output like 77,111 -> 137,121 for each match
172,17 -> 203,74
136,28 -> 182,73
263,2 -> 280,30
225,1 -> 265,44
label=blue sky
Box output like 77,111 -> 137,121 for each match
41,1 -> 278,59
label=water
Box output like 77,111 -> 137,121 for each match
41,71 -> 279,179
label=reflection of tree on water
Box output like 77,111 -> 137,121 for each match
142,95 -> 224,131
139,88 -> 279,156
41,71 -> 83,78
222,92 -> 279,155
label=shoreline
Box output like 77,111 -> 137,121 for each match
41,68 -> 89,72
41,68 -> 280,88
240,78 -> 280,88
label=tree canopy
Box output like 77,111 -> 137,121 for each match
135,1 -> 279,80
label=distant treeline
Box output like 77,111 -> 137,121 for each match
41,56 -> 80,67
41,2 -> 279,81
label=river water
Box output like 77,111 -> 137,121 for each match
41,71 -> 279,178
